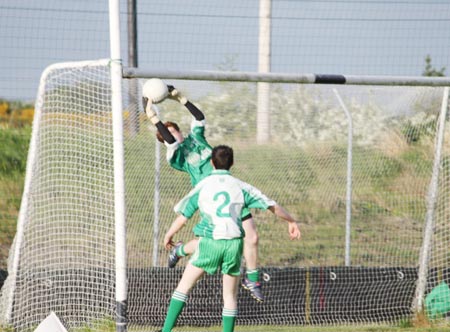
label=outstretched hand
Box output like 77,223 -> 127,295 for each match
166,85 -> 178,99
288,222 -> 301,240
142,96 -> 159,124
167,85 -> 175,94
142,96 -> 153,114
166,84 -> 188,105
142,96 -> 149,109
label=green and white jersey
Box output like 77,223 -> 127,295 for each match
165,119 -> 213,186
174,169 -> 276,240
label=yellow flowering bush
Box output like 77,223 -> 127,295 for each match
0,101 -> 9,121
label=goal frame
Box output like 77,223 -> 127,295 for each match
2,63 -> 449,332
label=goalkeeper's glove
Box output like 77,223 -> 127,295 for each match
167,85 -> 188,105
142,97 -> 160,125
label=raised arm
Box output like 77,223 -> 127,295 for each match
167,85 -> 205,121
142,96 -> 176,144
268,204 -> 301,240
143,83 -> 205,144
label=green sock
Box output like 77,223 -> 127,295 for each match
222,308 -> 237,332
162,290 -> 187,332
176,244 -> 187,257
246,269 -> 259,283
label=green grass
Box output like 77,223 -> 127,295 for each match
183,326 -> 450,332
126,316 -> 450,332
0,126 -> 29,268
139,327 -> 450,332
3,324 -> 448,332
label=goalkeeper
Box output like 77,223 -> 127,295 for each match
144,84 -> 266,302
160,145 -> 301,332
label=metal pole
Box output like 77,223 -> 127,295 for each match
333,89 -> 353,266
152,106 -> 161,266
413,87 -> 449,313
257,0 -> 271,144
127,0 -> 138,68
127,0 -> 139,136
123,68 -> 450,87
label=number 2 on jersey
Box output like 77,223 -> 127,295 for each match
214,191 -> 231,217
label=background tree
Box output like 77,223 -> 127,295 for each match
422,55 -> 446,77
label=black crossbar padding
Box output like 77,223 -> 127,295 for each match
315,74 -> 346,84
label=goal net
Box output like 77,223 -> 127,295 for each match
1,59 -> 449,331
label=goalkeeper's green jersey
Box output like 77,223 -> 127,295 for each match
174,169 -> 276,240
165,119 -> 213,186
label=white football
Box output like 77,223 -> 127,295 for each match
142,78 -> 169,104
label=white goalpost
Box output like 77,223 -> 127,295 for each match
108,0 -> 127,330
413,87 -> 449,313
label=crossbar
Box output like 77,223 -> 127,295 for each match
123,67 -> 450,87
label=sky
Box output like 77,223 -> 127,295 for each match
1,0 -> 450,101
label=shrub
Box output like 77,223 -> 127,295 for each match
0,127 -> 31,176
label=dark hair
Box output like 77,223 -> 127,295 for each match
212,145 -> 234,170
156,121 -> 180,143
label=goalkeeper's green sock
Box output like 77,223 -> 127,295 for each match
162,290 -> 187,332
246,269 -> 259,283
222,308 -> 237,332
176,244 -> 187,257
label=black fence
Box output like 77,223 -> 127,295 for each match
0,267 -> 419,327
128,266 -> 417,326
